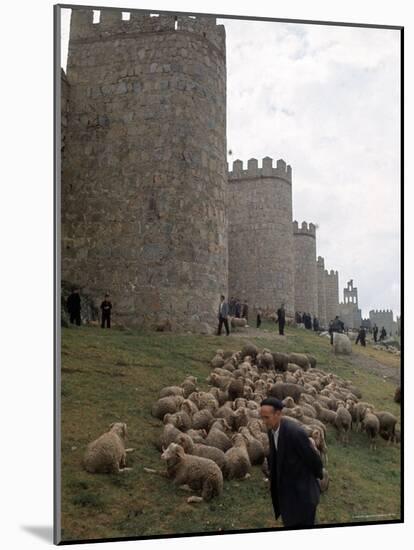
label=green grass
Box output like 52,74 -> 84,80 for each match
59,324 -> 401,541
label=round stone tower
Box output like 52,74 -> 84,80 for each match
227,157 -> 294,316
61,8 -> 227,330
324,269 -> 339,324
293,221 -> 318,316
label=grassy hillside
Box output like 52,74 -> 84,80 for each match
59,324 -> 401,542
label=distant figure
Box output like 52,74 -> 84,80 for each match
295,311 -> 302,324
276,303 -> 286,336
100,294 -> 112,329
373,324 -> 379,342
355,326 -> 366,346
305,313 -> 312,330
329,316 -> 343,345
380,327 -> 387,341
217,295 -> 230,336
257,308 -> 262,329
66,288 -> 81,326
229,297 -> 235,316
313,317 -> 319,331
235,299 -> 241,319
242,300 -> 249,322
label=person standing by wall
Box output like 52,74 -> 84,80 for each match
242,300 -> 249,322
276,303 -> 286,336
66,287 -> 81,326
260,397 -> 323,528
373,324 -> 379,342
256,308 -> 262,328
100,293 -> 112,328
217,295 -> 230,336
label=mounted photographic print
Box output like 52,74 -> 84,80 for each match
54,2 -> 403,545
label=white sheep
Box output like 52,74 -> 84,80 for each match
161,443 -> 223,502
83,422 -> 133,474
223,433 -> 252,480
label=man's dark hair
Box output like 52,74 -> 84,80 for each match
260,397 -> 284,411
220,295 -> 225,300
105,293 -> 110,297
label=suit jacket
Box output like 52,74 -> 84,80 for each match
218,301 -> 229,319
267,417 -> 323,526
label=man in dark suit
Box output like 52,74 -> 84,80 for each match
217,295 -> 230,336
66,288 -> 81,326
260,397 -> 323,528
276,303 -> 286,335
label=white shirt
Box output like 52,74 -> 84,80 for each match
272,425 -> 280,450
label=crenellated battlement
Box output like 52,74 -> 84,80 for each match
324,269 -> 338,278
369,309 -> 393,315
69,8 -> 225,52
292,220 -> 316,237
228,157 -> 292,183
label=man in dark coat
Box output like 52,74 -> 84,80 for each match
276,303 -> 286,335
217,295 -> 230,336
66,288 -> 81,326
380,327 -> 387,341
242,300 -> 249,322
100,293 -> 112,328
355,326 -> 366,346
373,324 -> 378,342
260,397 -> 323,528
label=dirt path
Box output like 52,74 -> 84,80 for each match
343,352 -> 400,385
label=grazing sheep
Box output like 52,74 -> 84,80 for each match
309,427 -> 328,466
209,386 -> 229,406
186,429 -> 207,444
163,411 -> 192,432
240,343 -> 259,360
228,378 -> 245,401
83,422 -> 132,474
354,402 -> 375,432
223,434 -> 252,480
290,407 -> 326,436
306,354 -> 317,369
288,353 -> 310,371
257,351 -> 275,370
207,372 -> 231,390
181,376 -> 198,398
188,391 -> 218,413
233,407 -> 250,431
158,423 -> 193,452
313,401 -> 337,426
159,386 -> 184,398
204,427 -> 233,452
192,408 -> 214,431
361,410 -> 380,450
161,443 -> 223,502
151,395 -> 184,420
334,403 -> 352,444
180,399 -> 198,417
272,352 -> 289,372
211,355 -> 225,369
239,427 -> 265,465
268,382 -> 303,403
374,411 -> 398,444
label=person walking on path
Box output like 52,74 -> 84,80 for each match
100,293 -> 112,328
66,288 -> 81,326
276,303 -> 286,336
373,324 -> 378,342
260,397 -> 323,528
217,295 -> 230,336
355,326 -> 366,346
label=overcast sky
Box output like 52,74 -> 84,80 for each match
60,11 -> 401,319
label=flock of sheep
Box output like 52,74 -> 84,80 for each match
81,342 -> 400,504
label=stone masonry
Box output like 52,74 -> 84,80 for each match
61,9 -> 227,330
61,7 -> 394,331
316,256 -> 327,327
293,221 -> 318,316
227,157 -> 294,316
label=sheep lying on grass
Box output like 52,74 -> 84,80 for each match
161,442 -> 223,503
83,422 -> 133,474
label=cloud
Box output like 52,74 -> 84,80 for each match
221,18 -> 400,318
